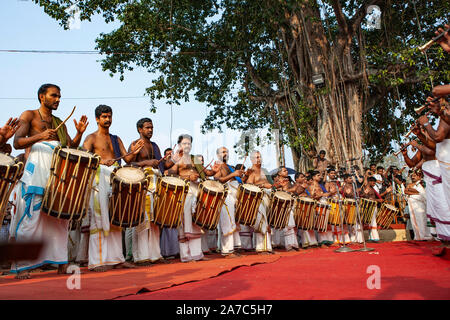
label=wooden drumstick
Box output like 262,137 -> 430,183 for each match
198,159 -> 214,175
55,106 -> 76,131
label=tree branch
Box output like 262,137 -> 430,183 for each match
329,0 -> 349,35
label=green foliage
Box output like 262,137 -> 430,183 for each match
34,0 -> 450,164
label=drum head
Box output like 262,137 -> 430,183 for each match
115,167 -> 146,183
161,175 -> 186,187
299,197 -> 314,203
202,180 -> 224,192
383,203 -> 398,211
345,199 -> 356,204
60,148 -> 93,158
241,183 -> 262,193
274,191 -> 292,201
0,153 -> 15,166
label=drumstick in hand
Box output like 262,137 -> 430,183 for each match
198,159 -> 214,175
55,106 -> 76,131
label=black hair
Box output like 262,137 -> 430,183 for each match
368,177 -> 376,182
177,134 -> 193,144
295,172 -> 304,180
319,150 -> 326,155
377,166 -> 384,171
235,164 -> 245,170
136,118 -> 152,132
164,148 -> 172,154
37,83 -> 60,103
95,105 -> 113,118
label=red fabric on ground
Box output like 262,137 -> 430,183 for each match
118,241 -> 450,300
1,241 -> 448,300
0,252 -> 279,300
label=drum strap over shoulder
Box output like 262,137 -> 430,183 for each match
51,116 -> 68,147
191,155 -> 206,180
227,164 -> 242,184
109,134 -> 122,165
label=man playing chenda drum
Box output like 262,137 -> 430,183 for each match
127,118 -> 167,266
359,176 -> 391,243
168,134 -> 215,262
10,83 -> 88,279
212,146 -> 245,258
242,150 -> 274,254
83,105 -> 144,272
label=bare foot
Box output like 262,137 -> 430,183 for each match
153,259 -> 171,264
113,261 -> 136,269
257,251 -> 271,255
29,268 -> 44,274
90,266 -> 109,272
223,253 -> 239,259
76,261 -> 88,267
42,264 -> 58,270
15,271 -> 31,279
199,257 -> 211,261
57,264 -> 68,274
135,261 -> 152,267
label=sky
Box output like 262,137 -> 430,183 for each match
0,0 -> 292,171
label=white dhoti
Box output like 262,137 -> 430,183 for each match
253,191 -> 272,252
239,224 -> 253,250
282,209 -> 299,250
407,182 -> 431,240
436,139 -> 450,209
10,141 -> 70,274
219,181 -> 239,254
298,229 -> 318,247
201,229 -> 218,253
349,222 -> 364,243
125,228 -> 133,261
68,227 -> 80,262
316,198 -> 333,245
422,160 -> 450,241
133,223 -> 162,263
88,164 -> 124,269
333,225 -> 351,244
132,184 -> 163,263
178,183 -> 204,262
75,213 -> 90,263
271,229 -> 282,248
367,206 -> 380,241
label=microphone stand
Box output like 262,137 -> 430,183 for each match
334,177 -> 354,253
348,159 -> 374,252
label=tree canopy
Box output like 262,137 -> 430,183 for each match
35,0 -> 449,169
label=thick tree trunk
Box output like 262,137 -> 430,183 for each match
281,2 -> 364,170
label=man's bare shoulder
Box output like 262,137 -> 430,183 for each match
19,109 -> 37,121
84,131 -> 98,141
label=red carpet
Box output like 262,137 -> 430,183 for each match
0,252 -> 279,300
118,241 -> 450,300
1,241 -> 449,300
